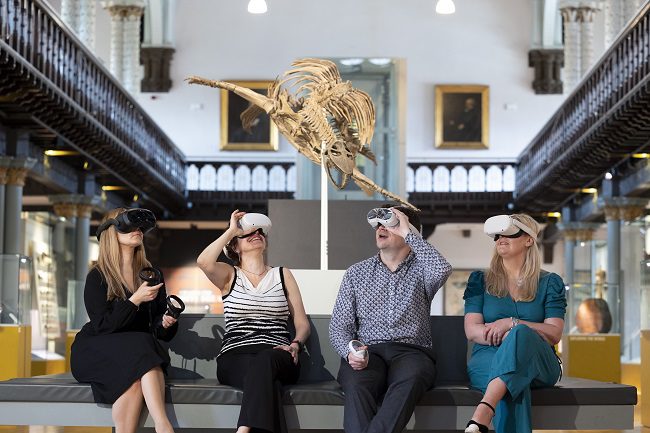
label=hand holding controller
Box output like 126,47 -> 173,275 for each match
348,340 -> 368,359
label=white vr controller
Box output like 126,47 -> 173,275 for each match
348,340 -> 368,359
238,213 -> 272,236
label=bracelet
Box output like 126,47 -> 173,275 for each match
511,317 -> 520,329
291,339 -> 304,353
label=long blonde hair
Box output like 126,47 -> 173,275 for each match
96,208 -> 151,301
485,214 -> 541,301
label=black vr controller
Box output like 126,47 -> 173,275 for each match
96,208 -> 157,240
138,267 -> 185,319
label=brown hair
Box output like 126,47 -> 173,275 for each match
381,203 -> 422,233
224,236 -> 241,267
485,214 -> 541,301
96,208 -> 151,300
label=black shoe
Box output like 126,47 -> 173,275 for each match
465,420 -> 488,433
464,401 -> 495,433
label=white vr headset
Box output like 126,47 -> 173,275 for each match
367,208 -> 421,236
223,213 -> 272,260
238,213 -> 272,237
484,215 -> 537,240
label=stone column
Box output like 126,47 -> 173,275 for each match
50,195 -> 98,329
52,202 -> 77,315
602,204 -> 622,334
1,158 -> 36,322
78,0 -> 97,50
75,203 -> 93,282
61,0 -> 96,50
560,226 -> 577,335
560,5 -> 582,91
103,1 -> 146,93
106,5 -> 125,83
61,0 -> 79,34
579,5 -> 599,74
605,0 -> 642,46
599,196 -> 647,347
559,1 -> 601,92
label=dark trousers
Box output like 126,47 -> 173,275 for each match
217,347 -> 300,433
337,342 -> 437,433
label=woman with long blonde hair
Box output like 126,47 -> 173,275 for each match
463,214 -> 566,433
71,208 -> 178,433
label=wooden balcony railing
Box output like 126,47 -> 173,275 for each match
0,0 -> 185,212
516,2 -> 650,211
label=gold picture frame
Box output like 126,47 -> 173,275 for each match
435,85 -> 489,149
220,80 -> 279,151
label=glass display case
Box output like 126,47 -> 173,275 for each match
0,254 -> 33,325
566,239 -> 618,334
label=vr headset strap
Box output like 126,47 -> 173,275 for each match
96,219 -> 117,240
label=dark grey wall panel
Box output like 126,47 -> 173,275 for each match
268,200 -> 388,270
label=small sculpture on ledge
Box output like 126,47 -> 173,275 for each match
575,269 -> 612,334
187,58 -> 416,210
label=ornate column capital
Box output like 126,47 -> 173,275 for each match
0,157 -> 36,186
557,222 -> 602,241
598,196 -> 648,221
52,203 -> 78,219
49,194 -> 102,218
76,204 -> 94,219
103,1 -> 145,19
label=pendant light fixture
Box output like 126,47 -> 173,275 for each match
435,0 -> 456,14
247,0 -> 267,14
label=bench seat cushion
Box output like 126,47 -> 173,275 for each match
0,373 -> 636,407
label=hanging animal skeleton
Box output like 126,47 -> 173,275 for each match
187,58 -> 416,210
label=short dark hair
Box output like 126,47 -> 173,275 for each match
380,203 -> 422,233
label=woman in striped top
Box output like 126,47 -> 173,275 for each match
197,210 -> 310,433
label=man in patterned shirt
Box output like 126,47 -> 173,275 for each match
329,205 -> 452,433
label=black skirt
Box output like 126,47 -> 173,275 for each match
71,330 -> 170,404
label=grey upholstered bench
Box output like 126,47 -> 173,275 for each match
0,315 -> 637,431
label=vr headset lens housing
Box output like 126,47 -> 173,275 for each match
367,208 -> 422,236
367,208 -> 399,228
483,215 -> 537,240
96,209 -> 157,240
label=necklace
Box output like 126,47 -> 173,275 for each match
241,266 -> 268,277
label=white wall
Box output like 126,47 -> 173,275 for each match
69,0 -> 570,161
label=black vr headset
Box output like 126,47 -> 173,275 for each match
96,208 -> 157,240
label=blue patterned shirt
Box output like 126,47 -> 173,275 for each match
329,233 -> 453,358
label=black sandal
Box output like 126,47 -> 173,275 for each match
464,401 -> 495,433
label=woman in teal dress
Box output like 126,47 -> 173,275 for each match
463,214 -> 566,433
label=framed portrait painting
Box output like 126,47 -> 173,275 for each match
435,85 -> 489,149
443,269 -> 473,316
220,80 -> 279,151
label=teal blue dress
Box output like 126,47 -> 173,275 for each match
463,270 -> 566,433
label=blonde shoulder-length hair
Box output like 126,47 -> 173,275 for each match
485,214 -> 541,301
95,208 -> 151,301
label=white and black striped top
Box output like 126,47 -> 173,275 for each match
218,266 -> 291,357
